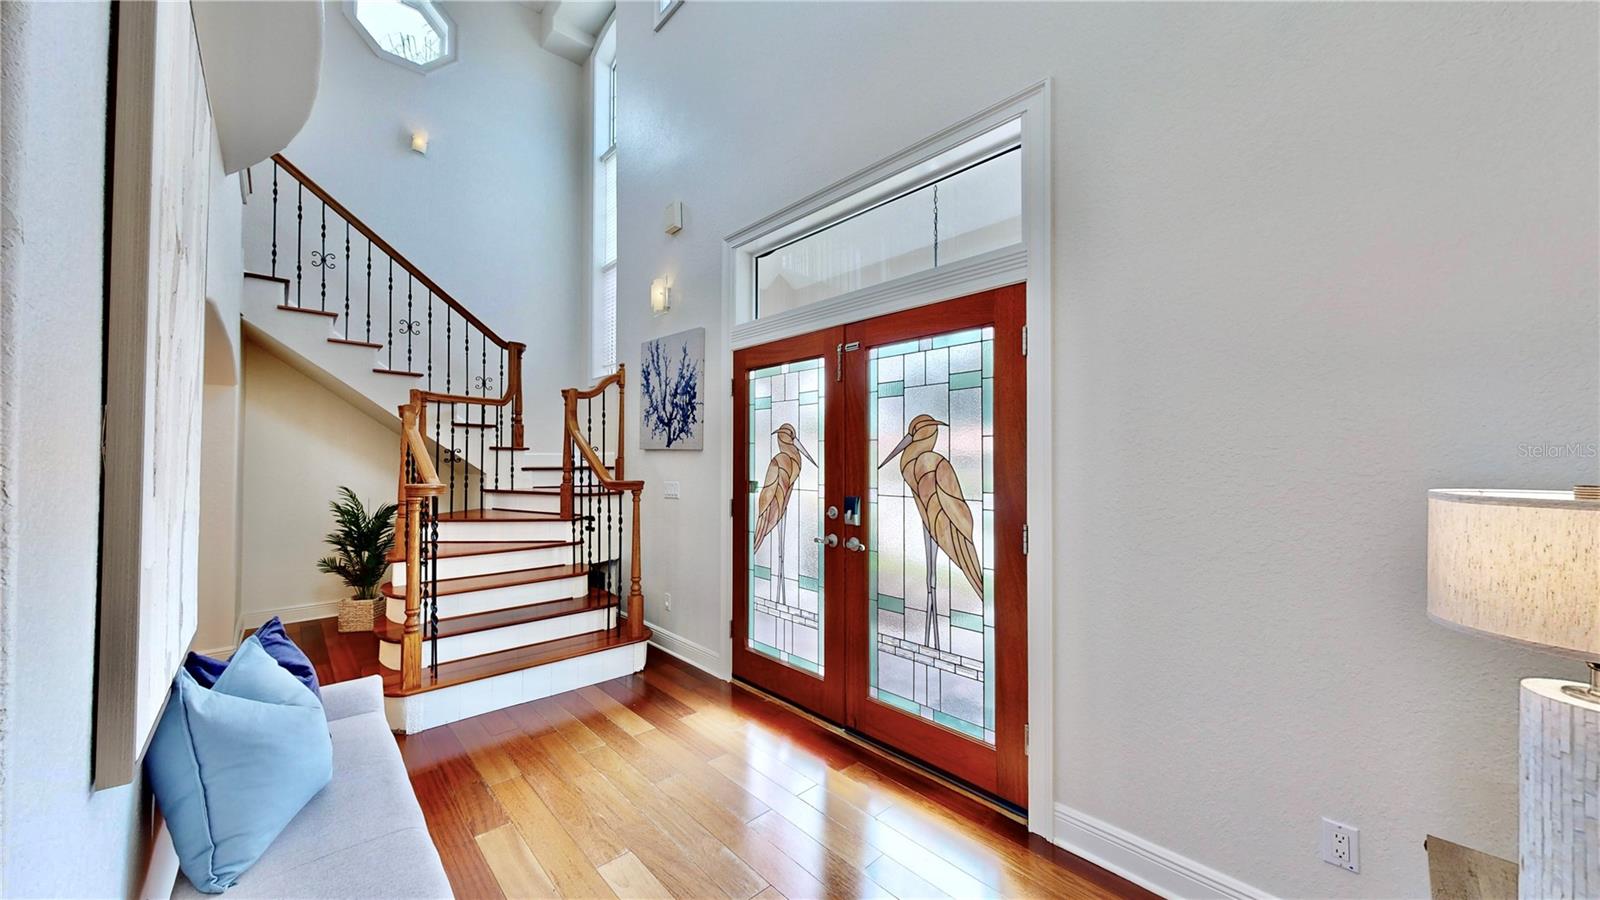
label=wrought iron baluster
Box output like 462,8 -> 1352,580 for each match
494,348 -> 504,491
365,240 -> 372,344
295,183 -> 303,307
602,391 -> 611,607
462,317 -> 469,511
343,221 -> 351,337
429,495 -> 440,676
479,332 -> 487,513
319,202 -> 327,311
445,308 -> 454,512
405,274 -> 414,372
270,164 -> 279,277
387,258 -> 394,369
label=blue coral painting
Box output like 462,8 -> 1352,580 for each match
639,327 -> 705,450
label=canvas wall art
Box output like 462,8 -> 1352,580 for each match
640,327 -> 705,450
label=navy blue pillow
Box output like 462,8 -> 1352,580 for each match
184,617 -> 321,700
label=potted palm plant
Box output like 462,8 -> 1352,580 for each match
316,486 -> 398,633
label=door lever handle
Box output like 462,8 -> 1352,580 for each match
843,537 -> 866,553
814,534 -> 838,547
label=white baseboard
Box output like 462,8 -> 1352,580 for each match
1054,803 -> 1270,900
245,600 -> 341,626
645,620 -> 722,677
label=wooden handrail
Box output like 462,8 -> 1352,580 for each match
270,153 -> 511,349
561,367 -> 644,638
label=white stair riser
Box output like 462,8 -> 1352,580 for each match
484,491 -> 563,514
437,519 -> 572,542
378,607 -> 615,668
391,545 -> 573,586
383,640 -> 647,733
385,574 -> 590,623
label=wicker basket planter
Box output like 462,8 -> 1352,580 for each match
337,595 -> 383,633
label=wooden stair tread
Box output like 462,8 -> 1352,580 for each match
489,445 -> 529,452
380,562 -> 586,598
329,336 -> 382,349
244,271 -> 290,286
450,420 -> 495,429
279,304 -> 338,318
384,539 -> 576,564
434,508 -> 569,522
373,367 -> 423,377
374,589 -> 615,642
383,626 -> 651,697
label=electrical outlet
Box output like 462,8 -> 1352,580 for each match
664,592 -> 673,611
664,481 -> 680,500
1321,818 -> 1359,874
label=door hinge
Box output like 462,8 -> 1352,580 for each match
1025,723 -> 1030,754
1022,523 -> 1029,555
731,377 -> 736,396
1021,325 -> 1028,357
730,497 -> 735,517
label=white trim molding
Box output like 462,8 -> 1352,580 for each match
646,621 -> 722,677
717,79 -> 1056,838
1054,804 -> 1273,900
248,600 -> 341,625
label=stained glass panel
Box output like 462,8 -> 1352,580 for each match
868,327 -> 996,744
747,357 -> 826,674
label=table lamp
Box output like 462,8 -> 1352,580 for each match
1428,487 -> 1600,898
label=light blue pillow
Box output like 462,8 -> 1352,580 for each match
145,636 -> 333,893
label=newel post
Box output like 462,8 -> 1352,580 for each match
560,388 -> 576,519
508,342 -> 526,450
627,487 -> 644,637
401,492 -> 424,692
614,363 -> 627,479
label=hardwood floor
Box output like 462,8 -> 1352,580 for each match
281,617 -> 1153,899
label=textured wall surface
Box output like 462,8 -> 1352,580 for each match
0,2 -> 152,895
611,3 -> 1599,896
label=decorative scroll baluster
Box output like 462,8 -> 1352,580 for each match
319,202 -> 327,311
270,164 -> 279,277
405,273 -> 414,372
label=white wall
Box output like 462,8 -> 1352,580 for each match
270,0 -> 588,448
612,3 -> 1599,897
196,138 -> 247,654
0,2 -> 152,895
239,338 -> 403,623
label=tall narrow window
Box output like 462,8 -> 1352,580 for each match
591,23 -> 618,376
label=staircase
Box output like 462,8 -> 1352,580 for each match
244,154 -> 649,733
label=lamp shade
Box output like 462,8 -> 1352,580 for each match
1427,489 -> 1600,659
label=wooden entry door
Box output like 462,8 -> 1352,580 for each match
733,284 -> 1027,807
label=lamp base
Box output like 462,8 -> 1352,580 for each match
1520,678 -> 1600,900
1559,660 -> 1600,704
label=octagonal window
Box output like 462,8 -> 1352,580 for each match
346,0 -> 456,73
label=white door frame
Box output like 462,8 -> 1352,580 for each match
716,80 -> 1056,838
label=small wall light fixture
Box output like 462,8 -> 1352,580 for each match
410,131 -> 429,155
650,277 -> 672,314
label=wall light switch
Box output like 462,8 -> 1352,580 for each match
664,481 -> 681,499
664,201 -> 684,235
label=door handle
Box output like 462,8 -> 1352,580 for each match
843,537 -> 866,553
814,534 -> 838,547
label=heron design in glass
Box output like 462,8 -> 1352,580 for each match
878,414 -> 983,650
752,423 -> 817,606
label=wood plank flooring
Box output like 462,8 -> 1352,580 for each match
281,617 -> 1153,899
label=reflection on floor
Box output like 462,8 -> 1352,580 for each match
284,617 -> 1153,899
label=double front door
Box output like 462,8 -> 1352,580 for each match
732,285 -> 1027,807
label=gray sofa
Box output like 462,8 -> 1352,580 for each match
170,675 -> 452,899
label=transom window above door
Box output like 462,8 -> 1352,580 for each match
749,119 -> 1022,322
346,0 -> 456,73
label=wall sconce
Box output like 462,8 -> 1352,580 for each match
410,131 -> 429,155
650,277 -> 672,314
